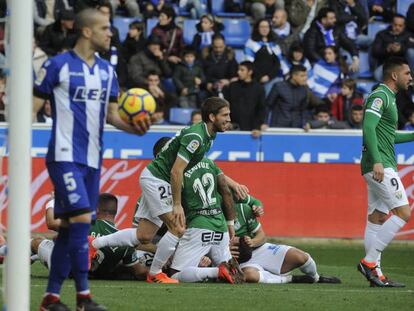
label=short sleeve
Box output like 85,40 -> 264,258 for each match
109,66 -> 119,103
243,205 -> 261,234
364,93 -> 387,119
33,58 -> 60,99
177,133 -> 202,163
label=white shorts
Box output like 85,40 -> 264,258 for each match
171,228 -> 231,271
135,167 -> 173,228
38,239 -> 54,269
364,168 -> 409,215
240,243 -> 291,275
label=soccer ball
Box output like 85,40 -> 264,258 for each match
118,88 -> 156,123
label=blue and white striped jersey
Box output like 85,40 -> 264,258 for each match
34,51 -> 119,169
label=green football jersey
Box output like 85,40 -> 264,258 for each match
234,200 -> 261,239
182,158 -> 227,232
361,83 -> 398,174
147,122 -> 216,182
89,220 -> 138,276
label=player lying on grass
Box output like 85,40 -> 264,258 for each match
231,195 -> 341,284
31,193 -> 151,280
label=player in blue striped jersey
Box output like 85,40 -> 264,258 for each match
33,8 -> 150,311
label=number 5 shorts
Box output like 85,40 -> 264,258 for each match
363,167 -> 409,215
136,167 -> 173,228
170,228 -> 231,271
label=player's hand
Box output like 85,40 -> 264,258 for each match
199,256 -> 212,267
173,204 -> 185,228
233,183 -> 249,201
230,244 -> 240,259
373,163 -> 384,182
252,205 -> 264,217
132,115 -> 151,135
228,224 -> 235,241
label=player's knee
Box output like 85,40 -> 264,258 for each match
31,236 -> 46,253
394,207 -> 411,222
137,231 -> 154,245
242,268 -> 260,283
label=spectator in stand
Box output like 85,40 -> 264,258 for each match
372,14 -> 414,82
403,110 -> 414,131
330,78 -> 364,122
37,100 -> 53,124
33,38 -> 48,79
0,71 -> 6,122
151,5 -> 185,65
128,35 -> 172,88
173,48 -> 206,108
396,84 -> 414,129
303,7 -> 359,74
304,104 -> 347,130
223,61 -> 266,137
271,8 -> 300,56
407,3 -> 414,34
308,46 -> 348,101
179,0 -> 206,19
38,8 -> 77,56
347,104 -> 363,129
202,34 -> 239,97
245,18 -> 283,95
122,21 -> 146,63
367,0 -> 394,22
285,0 -> 328,39
98,1 -> 128,89
109,0 -> 141,17
247,0 -> 284,23
190,110 -> 202,124
329,0 -> 369,48
266,65 -> 311,128
34,0 -> 56,33
280,42 -> 312,76
191,14 -> 223,52
142,1 -> 159,19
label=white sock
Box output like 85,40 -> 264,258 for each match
30,254 -> 39,262
299,255 -> 319,282
259,271 -> 292,284
0,244 -> 7,256
171,267 -> 218,282
364,220 -> 383,276
38,239 -> 54,268
365,215 -> 406,262
149,231 -> 179,275
92,228 -> 139,249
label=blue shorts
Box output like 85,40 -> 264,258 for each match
47,161 -> 100,219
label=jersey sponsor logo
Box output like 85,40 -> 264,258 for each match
201,231 -> 223,245
371,98 -> 383,112
234,219 -> 241,231
395,190 -> 403,200
267,244 -> 281,255
186,139 -> 200,154
68,193 -> 81,204
34,68 -> 47,86
196,208 -> 222,216
73,87 -> 107,102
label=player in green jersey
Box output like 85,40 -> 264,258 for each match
231,195 -> 340,284
358,57 -> 412,287
32,194 -> 149,280
169,157 -> 243,284
91,98 -> 250,283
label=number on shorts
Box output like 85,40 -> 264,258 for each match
158,185 -> 171,199
390,178 -> 399,191
201,232 -> 223,243
63,172 -> 77,191
193,173 -> 217,208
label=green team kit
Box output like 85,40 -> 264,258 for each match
234,195 -> 263,238
89,220 -> 138,278
361,83 -> 414,174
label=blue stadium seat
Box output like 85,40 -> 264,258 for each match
169,107 -> 196,125
367,22 -> 389,40
113,17 -> 141,42
397,0 -> 414,15
222,19 -> 251,48
357,80 -> 377,96
183,19 -> 199,46
178,0 -> 208,17
358,51 -> 373,78
234,49 -> 245,63
146,18 -> 159,37
212,0 -> 246,17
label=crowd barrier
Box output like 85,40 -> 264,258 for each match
0,125 -> 413,239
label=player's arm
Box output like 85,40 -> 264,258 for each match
170,156 -> 187,227
395,131 -> 414,144
217,173 -> 236,240
106,102 -> 150,135
136,243 -> 157,254
224,175 -> 249,200
44,198 -> 61,231
246,225 -> 266,248
236,195 -> 264,217
33,96 -> 46,122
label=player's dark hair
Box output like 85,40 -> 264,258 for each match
201,97 -> 230,123
74,8 -> 103,35
98,193 -> 118,216
290,64 -> 307,75
383,57 -> 408,79
239,61 -> 254,73
153,137 -> 171,158
317,7 -> 335,22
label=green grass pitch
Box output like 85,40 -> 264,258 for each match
1,240 -> 413,310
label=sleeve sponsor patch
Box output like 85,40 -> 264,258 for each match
186,139 -> 200,154
371,97 -> 383,112
35,68 -> 47,86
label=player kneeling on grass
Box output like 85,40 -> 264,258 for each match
231,195 -> 341,284
32,193 -> 150,281
169,157 -> 244,283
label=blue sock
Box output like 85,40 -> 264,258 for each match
68,222 -> 91,293
46,227 -> 71,295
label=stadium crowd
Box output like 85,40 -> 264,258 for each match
1,0 -> 414,131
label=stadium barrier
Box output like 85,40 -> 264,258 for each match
0,125 -> 413,239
